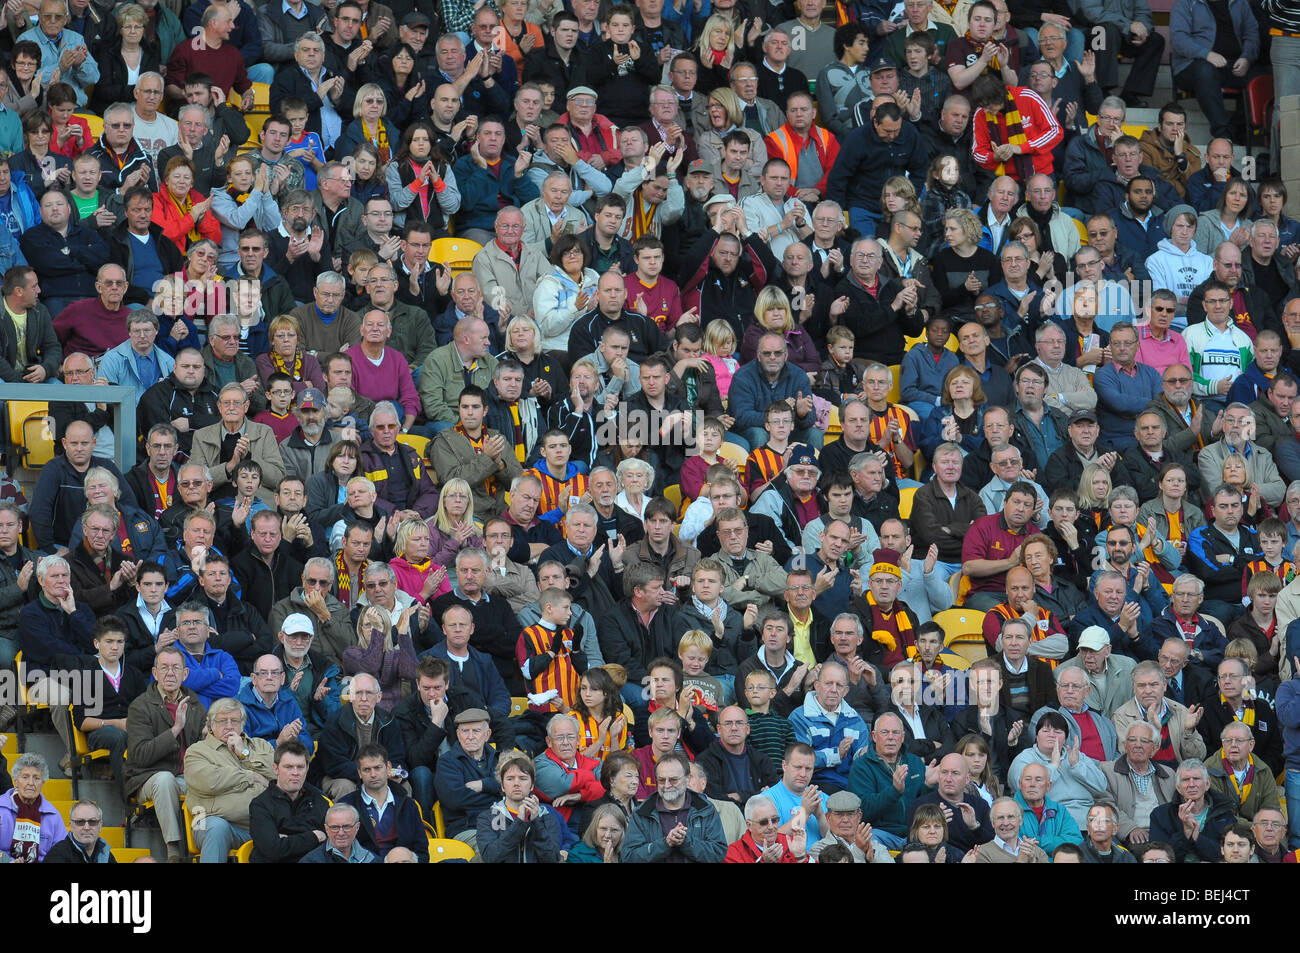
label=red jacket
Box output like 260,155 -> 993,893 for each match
535,747 -> 605,820
971,87 -> 1063,179
723,830 -> 809,863
559,113 -> 622,168
151,188 -> 223,254
764,124 -> 840,198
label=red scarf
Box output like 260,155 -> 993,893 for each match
409,159 -> 431,218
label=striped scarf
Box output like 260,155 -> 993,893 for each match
1163,394 -> 1205,451
627,193 -> 658,241
990,603 -> 1058,667
335,550 -> 364,607
868,404 -> 912,479
364,118 -> 391,164
986,90 -> 1035,181
865,592 -> 913,652
1223,692 -> 1258,727
1244,558 -> 1297,588
745,446 -> 783,493
271,350 -> 304,381
455,422 -> 496,498
1223,752 -> 1255,804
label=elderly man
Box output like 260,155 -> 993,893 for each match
420,316 -> 498,432
87,101 -> 156,195
723,793 -> 811,863
969,794 -> 1050,863
269,560 -> 357,665
1201,656 -> 1284,774
1123,411 -> 1202,506
470,206 -> 549,321
286,272 -> 360,356
815,238 -> 921,369
342,311 -> 419,429
847,711 -> 937,849
1008,709 -> 1109,827
1185,242 -> 1276,334
1069,568 -> 1161,661
42,798 -> 112,864
1250,807 -> 1290,862
29,420 -> 128,553
298,803 -> 377,863
1042,409 -> 1137,498
96,310 -> 174,393
1051,665 -> 1120,762
189,382 -> 286,500
1207,719 -> 1282,824
746,447 -> 824,559
164,3 -> 253,101
809,790 -> 893,862
1029,324 -> 1097,417
1058,626 -> 1139,719
432,707 -> 503,838
788,661 -> 870,793
183,697 -> 276,862
17,0 -> 99,106
1149,758 -> 1237,861
1112,660 -> 1207,769
1143,362 -> 1219,455
124,643 -> 207,862
710,509 -> 788,615
1100,720 -> 1179,848
202,313 -> 266,416
1155,581 -> 1231,671
530,713 -> 604,833
316,671 -> 406,799
960,481 -> 1038,611
1197,403 -> 1287,509
236,652 -> 312,750
357,402 -> 439,517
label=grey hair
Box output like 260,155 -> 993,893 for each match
207,313 -> 240,336
303,556 -> 335,583
1251,219 -> 1279,238
178,462 -> 213,482
36,554 -> 69,583
1092,569 -> 1127,593
566,503 -> 599,524
1177,758 -> 1210,782
324,802 -> 361,826
455,547 -> 489,570
103,102 -> 133,124
368,402 -> 400,429
1105,486 -> 1139,507
511,472 -> 543,494
12,752 -> 49,784
832,613 -> 864,637
177,103 -> 209,126
206,697 -> 246,727
295,31 -> 325,52
615,458 -> 655,490
82,466 -> 121,499
1098,95 -> 1126,116
848,451 -> 884,473
315,271 -> 346,290
743,793 -> 779,822
364,560 -> 395,583
1001,240 -> 1029,260
588,466 -> 616,482
137,70 -> 165,87
1125,720 -> 1159,743
991,795 -> 1023,817
546,713 -> 580,740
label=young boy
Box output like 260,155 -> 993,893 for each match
536,80 -> 560,125
325,386 -> 361,442
226,459 -> 271,526
346,248 -> 379,311
528,430 -> 590,526
899,314 -> 958,422
680,416 -> 732,501
281,97 -> 327,191
897,33 -> 952,128
1243,517 -> 1298,599
624,236 -> 683,332
743,669 -> 795,767
814,326 -> 869,407
70,153 -> 112,224
516,587 -> 585,719
683,559 -> 757,699
745,401 -> 795,499
677,630 -> 723,725
253,371 -> 299,442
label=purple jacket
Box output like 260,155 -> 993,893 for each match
0,790 -> 67,862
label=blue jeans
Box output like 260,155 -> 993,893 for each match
86,725 -> 127,785
849,207 -> 880,239
194,815 -> 249,863
933,560 -> 962,581
246,63 -> 274,85
872,828 -> 906,850
1287,769 -> 1300,850
410,765 -> 436,818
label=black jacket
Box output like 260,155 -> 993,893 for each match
248,782 -> 331,863
393,681 -> 516,773
887,703 -> 957,760
521,41 -> 589,102
0,300 -> 59,383
340,785 -> 429,861
269,62 -> 354,143
30,454 -> 131,551
1121,443 -> 1203,506
599,599 -> 679,684
21,222 -> 111,303
230,542 -> 309,624
567,306 -> 669,365
136,375 -> 222,455
678,228 -> 780,341
90,43 -> 162,114
315,703 -> 408,786
695,742 -> 779,806
1149,788 -> 1237,862
426,591 -> 525,693
117,600 -> 176,674
813,272 -> 921,366
1042,443 -> 1136,499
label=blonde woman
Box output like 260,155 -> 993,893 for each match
498,314 -> 568,401
254,314 -> 325,394
337,83 -> 399,165
343,602 -> 419,712
695,15 -> 738,95
879,176 -> 921,235
739,286 -> 820,373
695,88 -> 764,177
1076,462 -> 1112,531
427,477 -> 484,565
389,517 -> 451,603
213,154 -> 281,270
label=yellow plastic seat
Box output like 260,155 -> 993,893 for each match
430,236 -> 483,273
887,365 -> 902,404
235,840 -> 255,863
14,650 -> 48,751
395,432 -> 429,458
42,778 -> 73,802
112,847 -> 154,863
662,484 -> 683,515
904,331 -> 958,353
428,837 -> 476,862
432,801 -> 447,838
7,400 -> 54,469
182,803 -> 200,861
74,112 -> 103,140
1073,217 -> 1089,245
68,705 -> 112,800
240,113 -> 271,152
228,82 -> 271,111
897,485 -> 918,519
933,608 -> 986,645
101,826 -> 125,848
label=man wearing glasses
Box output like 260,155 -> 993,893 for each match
299,803 -> 377,862
16,0 -> 98,107
316,671 -> 407,799
125,642 -> 208,862
43,799 -> 114,863
237,652 -> 313,749
270,558 -> 357,666
190,381 -> 287,500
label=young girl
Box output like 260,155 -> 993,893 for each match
919,153 -> 971,259
879,175 -> 921,237
427,477 -> 484,566
281,97 -> 327,191
572,667 -> 630,760
703,318 -> 740,401
349,142 -> 388,205
47,82 -> 90,159
957,733 -> 1000,805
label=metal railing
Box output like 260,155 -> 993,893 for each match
0,383 -> 140,472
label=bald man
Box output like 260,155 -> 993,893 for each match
907,752 -> 994,853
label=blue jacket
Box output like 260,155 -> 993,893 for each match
1093,361 -> 1162,447
1275,676 -> 1300,771
67,501 -> 167,565
97,340 -> 176,392
19,220 -> 111,303
176,642 -> 241,709
788,693 -> 870,790
1113,202 -> 1168,261
727,360 -> 815,432
847,745 -> 931,836
1170,0 -> 1259,76
1150,607 -> 1228,666
1226,361 -> 1274,406
826,118 -> 929,215
163,541 -> 240,603
1185,165 -> 1253,215
237,682 -> 313,750
900,345 -> 959,410
1014,790 -> 1083,854
420,642 -> 511,717
433,742 -> 502,836
452,153 -> 540,233
18,596 -> 96,667
340,785 -> 429,862
1067,603 -> 1160,660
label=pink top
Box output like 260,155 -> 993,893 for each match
345,344 -> 421,420
704,353 -> 739,399
1134,322 -> 1191,377
389,556 -> 452,603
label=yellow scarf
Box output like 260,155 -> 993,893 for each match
272,350 -> 304,381
1223,693 -> 1257,727
364,118 -> 391,164
866,591 -> 913,652
169,189 -> 200,244
1223,751 -> 1255,804
630,194 -> 657,240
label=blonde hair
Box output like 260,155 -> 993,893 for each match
696,14 -> 736,60
677,630 -> 714,657
355,603 -> 398,652
704,318 -> 736,357
881,175 -> 920,219
433,477 -> 478,533
945,207 -> 983,247
394,517 -> 431,559
707,87 -> 744,128
753,286 -> 793,334
353,83 -> 389,116
267,313 -> 302,347
1221,452 -> 1249,487
1077,462 -> 1112,509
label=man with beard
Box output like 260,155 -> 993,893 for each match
1143,363 -> 1220,455
267,189 -> 330,304
278,388 -> 334,485
588,465 -> 644,546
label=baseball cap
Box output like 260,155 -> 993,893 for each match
1068,409 -> 1099,425
687,158 -> 712,175
296,387 -> 325,410
869,55 -> 896,73
401,12 -> 430,27
1077,626 -> 1110,652
281,613 -> 315,637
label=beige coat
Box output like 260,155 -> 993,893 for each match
974,840 -> 1049,863
188,419 -> 287,497
1099,755 -> 1179,842
471,240 -> 550,324
183,732 -> 277,827
1112,696 -> 1208,764
719,549 -> 789,613
428,426 -> 523,519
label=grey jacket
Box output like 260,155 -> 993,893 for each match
1099,754 -> 1179,841
621,792 -> 727,863
1058,653 -> 1138,718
